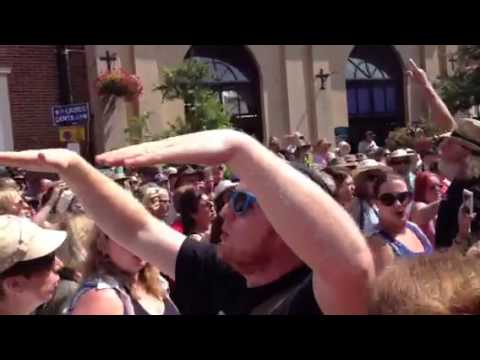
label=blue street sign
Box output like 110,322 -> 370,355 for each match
51,103 -> 90,127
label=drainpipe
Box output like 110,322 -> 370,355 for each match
56,45 -> 73,104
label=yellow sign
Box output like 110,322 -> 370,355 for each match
59,126 -> 85,143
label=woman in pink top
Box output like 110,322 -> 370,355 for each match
410,172 -> 443,246
313,139 -> 333,170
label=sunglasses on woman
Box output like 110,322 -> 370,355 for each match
378,191 -> 412,207
229,190 -> 257,216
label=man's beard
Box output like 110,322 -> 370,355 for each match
439,155 -> 480,180
217,238 -> 273,276
438,159 -> 461,181
465,155 -> 480,179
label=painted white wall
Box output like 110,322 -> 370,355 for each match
0,68 -> 14,151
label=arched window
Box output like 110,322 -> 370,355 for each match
346,55 -> 400,117
345,46 -> 405,149
185,46 -> 263,141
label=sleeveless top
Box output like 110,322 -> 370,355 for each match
373,221 -> 433,257
67,274 -> 179,315
351,199 -> 379,237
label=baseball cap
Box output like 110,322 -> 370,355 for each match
0,215 -> 66,274
113,167 -> 127,181
98,167 -> 116,179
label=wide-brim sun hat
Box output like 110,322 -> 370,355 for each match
352,159 -> 392,177
329,157 -> 358,171
389,148 -> 417,159
443,118 -> 480,154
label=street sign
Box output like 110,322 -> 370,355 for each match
59,126 -> 85,143
52,103 -> 90,127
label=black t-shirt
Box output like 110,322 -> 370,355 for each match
172,238 -> 322,315
436,178 -> 480,248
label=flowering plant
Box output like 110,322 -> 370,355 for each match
96,68 -> 143,102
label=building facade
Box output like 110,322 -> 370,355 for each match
0,45 -> 458,155
0,45 -> 89,152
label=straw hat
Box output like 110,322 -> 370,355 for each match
445,118 -> 480,154
389,148 -> 417,160
352,159 -> 391,177
329,157 -> 358,171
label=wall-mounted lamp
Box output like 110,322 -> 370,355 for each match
315,68 -> 331,90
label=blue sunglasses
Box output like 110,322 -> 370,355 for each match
229,190 -> 257,216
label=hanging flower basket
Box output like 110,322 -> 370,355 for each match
96,68 -> 143,102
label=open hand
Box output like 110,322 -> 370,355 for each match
0,149 -> 79,174
96,129 -> 250,168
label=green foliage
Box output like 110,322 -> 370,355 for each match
385,115 -> 443,151
436,45 -> 480,114
124,112 -> 159,145
154,59 -> 232,138
458,45 -> 480,62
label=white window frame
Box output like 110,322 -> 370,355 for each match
0,67 -> 14,151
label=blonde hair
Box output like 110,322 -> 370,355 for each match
82,224 -> 167,301
0,189 -> 22,215
0,177 -> 18,191
139,184 -> 168,208
369,250 -> 480,314
56,214 -> 96,271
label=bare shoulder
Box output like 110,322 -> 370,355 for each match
70,288 -> 124,315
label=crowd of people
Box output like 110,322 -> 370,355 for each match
1,59 -> 480,315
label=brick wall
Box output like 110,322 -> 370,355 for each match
0,45 -> 89,151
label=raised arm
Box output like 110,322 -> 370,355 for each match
0,150 -> 185,280
411,200 -> 441,227
97,130 -> 375,314
407,59 -> 456,133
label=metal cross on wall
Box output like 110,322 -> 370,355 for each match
315,68 -> 331,90
448,55 -> 457,72
100,51 -> 118,71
